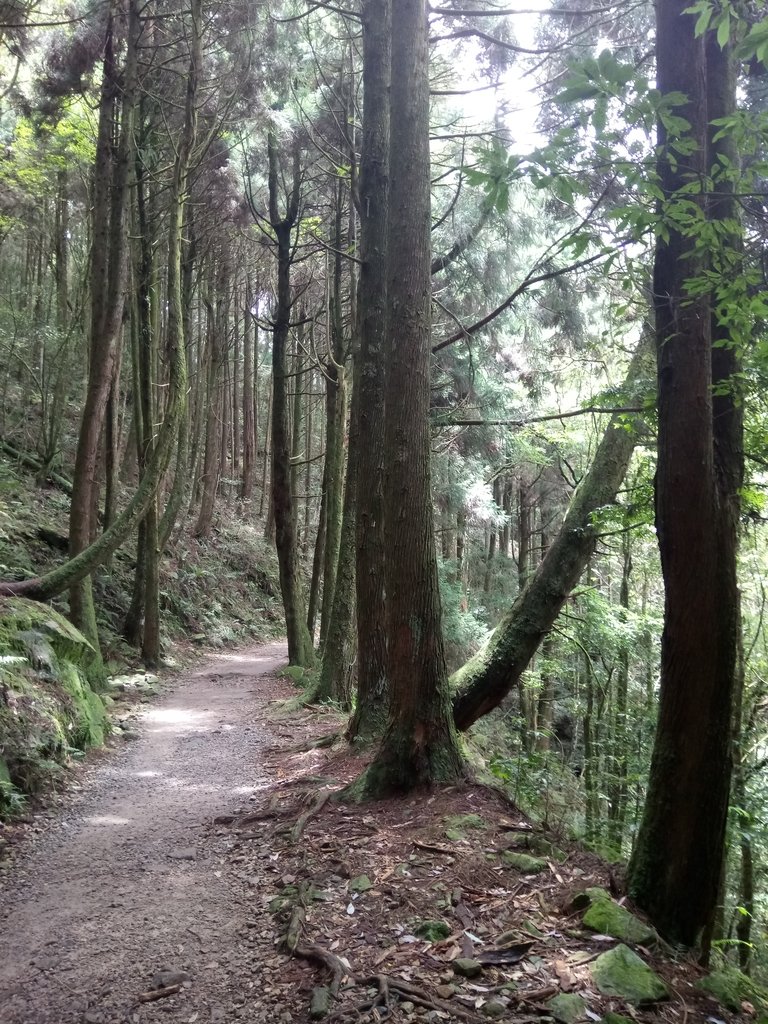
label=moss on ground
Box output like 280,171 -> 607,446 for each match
0,597 -> 108,817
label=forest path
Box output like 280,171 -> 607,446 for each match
0,641 -> 288,1024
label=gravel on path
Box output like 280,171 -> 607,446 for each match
0,642 -> 288,1024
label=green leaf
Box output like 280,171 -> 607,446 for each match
716,13 -> 731,49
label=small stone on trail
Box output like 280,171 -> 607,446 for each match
481,999 -> 507,1018
435,985 -> 454,999
310,986 -> 332,1019
453,958 -> 483,978
168,848 -> 197,861
121,730 -> 141,741
547,992 -> 587,1023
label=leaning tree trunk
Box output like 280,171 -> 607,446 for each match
452,333 -> 653,731
628,5 -> 742,950
358,0 -> 464,796
346,0 -> 391,745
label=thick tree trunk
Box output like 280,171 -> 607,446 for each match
68,2 -> 137,647
347,0 -> 390,745
628,7 -> 742,950
452,334 -> 652,731
358,0 -> 464,795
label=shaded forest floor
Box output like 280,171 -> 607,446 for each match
0,643 -> 757,1024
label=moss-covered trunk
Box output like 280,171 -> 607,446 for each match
451,333 -> 652,731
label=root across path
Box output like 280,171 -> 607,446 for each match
0,642 -> 289,1024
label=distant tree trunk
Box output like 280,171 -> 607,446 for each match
319,185 -> 348,650
195,261 -> 227,539
291,326 -> 305,548
241,305 -> 256,500
268,132 -> 314,667
452,334 -> 652,731
68,1 -> 137,649
307,470 -> 327,640
315,353 -> 359,709
628,5 -> 742,950
358,0 -> 464,795
39,169 -> 70,476
606,529 -> 631,853
347,0 -> 390,745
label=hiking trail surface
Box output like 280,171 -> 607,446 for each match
0,642 -> 292,1024
0,642 -> 750,1024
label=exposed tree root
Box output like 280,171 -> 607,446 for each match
290,788 -> 332,843
285,908 -> 486,1023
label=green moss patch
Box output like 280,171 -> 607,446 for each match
581,890 -> 658,946
0,597 -> 108,816
696,967 -> 768,1014
591,944 -> 669,1005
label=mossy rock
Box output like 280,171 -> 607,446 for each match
547,993 -> 587,1023
582,892 -> 657,946
601,1015 -> 635,1024
591,944 -> 669,1005
506,831 -> 566,861
444,813 -> 486,840
349,874 -> 373,893
58,662 -> 107,746
415,919 -> 452,942
502,851 -> 548,873
696,967 -> 768,1014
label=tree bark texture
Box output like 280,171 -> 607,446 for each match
628,4 -> 742,949
268,133 -> 314,667
68,1 -> 137,645
360,0 -> 464,794
348,0 -> 391,744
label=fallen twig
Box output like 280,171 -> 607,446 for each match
135,983 -> 182,1004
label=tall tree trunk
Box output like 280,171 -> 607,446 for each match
358,0 -> 464,795
242,304 -> 256,500
319,182 -> 348,650
628,7 -> 742,950
315,352 -> 359,709
347,0 -> 390,744
268,133 -> 314,667
68,1 -> 137,650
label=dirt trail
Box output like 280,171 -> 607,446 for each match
0,642 -> 288,1024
